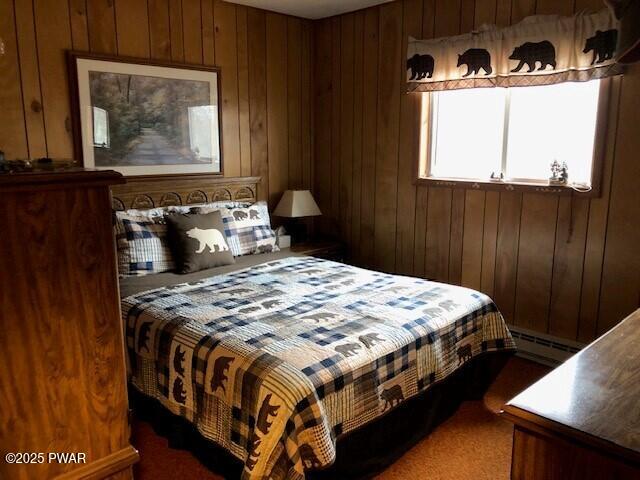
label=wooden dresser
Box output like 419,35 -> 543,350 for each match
0,169 -> 138,479
502,309 -> 640,480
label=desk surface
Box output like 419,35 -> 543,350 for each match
502,309 -> 640,464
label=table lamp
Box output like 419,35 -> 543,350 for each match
273,190 -> 321,243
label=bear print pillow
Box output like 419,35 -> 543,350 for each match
166,211 -> 235,273
225,201 -> 280,256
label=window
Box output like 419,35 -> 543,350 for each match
420,80 -> 603,190
92,106 -> 110,148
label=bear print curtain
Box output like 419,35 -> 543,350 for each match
407,9 -> 622,92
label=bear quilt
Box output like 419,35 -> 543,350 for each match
123,256 -> 515,479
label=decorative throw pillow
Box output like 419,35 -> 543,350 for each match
114,212 -> 174,277
224,201 -> 280,256
166,211 -> 235,273
188,206 -> 243,257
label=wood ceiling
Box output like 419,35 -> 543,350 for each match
224,0 -> 394,19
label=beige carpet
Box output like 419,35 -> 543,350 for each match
375,356 -> 549,479
132,356 -> 550,480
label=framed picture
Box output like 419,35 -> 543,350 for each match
68,52 -> 223,176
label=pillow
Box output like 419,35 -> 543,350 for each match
187,206 -> 242,257
114,202 -> 248,269
114,212 -> 174,277
166,211 -> 235,273
179,200 -> 252,211
224,201 -> 280,256
119,200 -> 252,219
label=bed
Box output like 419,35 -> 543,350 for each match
114,176 -> 516,480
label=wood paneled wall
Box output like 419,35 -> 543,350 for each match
313,0 -> 640,343
0,0 -> 313,206
1,0 -> 637,345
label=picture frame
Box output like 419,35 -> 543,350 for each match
67,51 -> 223,177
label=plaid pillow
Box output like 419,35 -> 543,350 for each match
114,202 -> 252,271
224,201 -> 280,256
114,212 -> 174,277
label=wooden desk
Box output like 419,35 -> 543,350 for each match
502,309 -> 640,480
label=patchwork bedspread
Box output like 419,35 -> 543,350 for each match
123,256 -> 515,479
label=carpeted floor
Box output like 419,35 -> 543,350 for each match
131,356 -> 550,480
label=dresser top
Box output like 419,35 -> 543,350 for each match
0,167 -> 123,190
502,309 -> 640,463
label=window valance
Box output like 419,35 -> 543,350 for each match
407,9 -> 622,92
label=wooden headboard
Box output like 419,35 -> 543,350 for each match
110,174 -> 260,211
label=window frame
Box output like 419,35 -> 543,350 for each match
415,77 -> 614,198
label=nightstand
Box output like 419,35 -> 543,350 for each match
289,240 -> 345,262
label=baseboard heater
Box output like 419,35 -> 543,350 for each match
507,325 -> 584,367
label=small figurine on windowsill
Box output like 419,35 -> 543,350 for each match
560,162 -> 569,183
489,171 -> 504,182
549,160 -> 569,185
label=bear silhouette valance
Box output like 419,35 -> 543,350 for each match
407,9 -> 622,92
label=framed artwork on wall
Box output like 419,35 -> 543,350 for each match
68,52 -> 223,176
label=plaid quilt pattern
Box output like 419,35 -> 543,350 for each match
115,212 -> 175,276
221,202 -> 280,256
123,257 -> 515,479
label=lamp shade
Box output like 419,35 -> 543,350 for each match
273,190 -> 321,218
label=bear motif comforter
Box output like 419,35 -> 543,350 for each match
123,256 -> 515,479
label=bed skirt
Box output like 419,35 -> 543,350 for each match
130,351 -> 513,479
